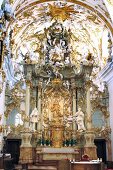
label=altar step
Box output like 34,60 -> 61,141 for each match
14,159 -> 70,170
35,160 -> 58,167
14,164 -> 57,170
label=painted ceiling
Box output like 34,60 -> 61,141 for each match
1,0 -> 113,85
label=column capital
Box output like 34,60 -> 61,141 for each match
25,80 -> 32,87
71,81 -> 76,89
38,81 -> 43,90
85,80 -> 92,90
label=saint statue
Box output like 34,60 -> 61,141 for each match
74,107 -> 86,132
30,107 -> 40,131
30,107 -> 39,123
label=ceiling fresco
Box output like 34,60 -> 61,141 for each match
0,0 -> 113,87
11,0 -> 113,25
9,1 -> 111,71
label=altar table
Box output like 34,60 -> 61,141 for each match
36,147 -> 81,161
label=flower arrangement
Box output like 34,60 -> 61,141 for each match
81,154 -> 90,161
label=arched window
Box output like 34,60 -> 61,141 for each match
92,110 -> 105,128
6,109 -> 23,126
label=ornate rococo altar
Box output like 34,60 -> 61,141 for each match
4,20 -> 111,163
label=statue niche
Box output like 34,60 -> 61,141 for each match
50,100 -> 63,125
42,78 -> 72,147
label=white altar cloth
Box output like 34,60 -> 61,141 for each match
36,147 -> 80,160
71,161 -> 100,164
42,147 -> 76,153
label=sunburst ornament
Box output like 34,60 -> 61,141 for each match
38,3 -> 79,21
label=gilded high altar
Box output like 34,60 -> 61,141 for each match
19,70 -> 108,163
3,20 -> 111,163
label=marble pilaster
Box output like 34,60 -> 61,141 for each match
19,81 -> 33,163
84,81 -> 97,159
25,82 -> 30,116
72,88 -> 77,131
25,81 -> 30,128
0,82 -> 6,151
86,81 -> 92,130
37,82 -> 42,131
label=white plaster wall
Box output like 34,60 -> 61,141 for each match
98,62 -> 113,160
108,77 -> 113,160
0,82 -> 6,151
0,0 -> 3,8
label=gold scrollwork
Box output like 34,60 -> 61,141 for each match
107,0 -> 113,5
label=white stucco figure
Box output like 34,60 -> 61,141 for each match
30,107 -> 39,123
3,0 -> 14,20
74,108 -> 86,132
30,107 -> 39,131
7,125 -> 11,135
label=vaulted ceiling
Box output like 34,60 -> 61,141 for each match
2,0 -> 113,84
